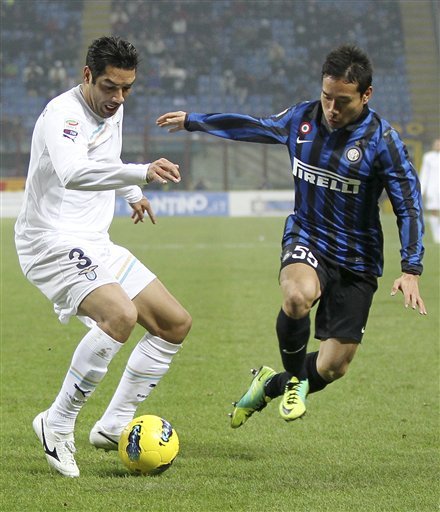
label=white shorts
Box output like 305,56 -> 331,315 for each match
26,237 -> 156,325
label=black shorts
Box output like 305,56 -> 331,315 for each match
280,243 -> 378,342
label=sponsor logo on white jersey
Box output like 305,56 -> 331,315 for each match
292,157 -> 361,195
63,118 -> 79,142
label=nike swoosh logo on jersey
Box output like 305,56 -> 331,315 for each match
282,344 -> 306,355
296,137 -> 313,144
41,419 -> 60,461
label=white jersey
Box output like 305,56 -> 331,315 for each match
15,85 -> 149,274
419,149 -> 440,211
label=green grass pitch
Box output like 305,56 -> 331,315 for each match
1,215 -> 439,511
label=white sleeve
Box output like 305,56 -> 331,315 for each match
43,104 -> 148,191
116,185 -> 145,203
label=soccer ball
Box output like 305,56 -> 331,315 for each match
118,415 -> 179,475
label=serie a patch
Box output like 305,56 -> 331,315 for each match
63,119 -> 79,142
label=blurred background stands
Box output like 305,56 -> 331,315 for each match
1,0 -> 438,191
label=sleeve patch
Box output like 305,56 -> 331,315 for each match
63,119 -> 80,141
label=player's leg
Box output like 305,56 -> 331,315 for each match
28,244 -> 134,476
45,284 -> 137,433
273,258 -> 376,422
90,278 -> 191,449
274,338 -> 357,426
316,338 -> 359,382
266,260 -> 321,392
302,351 -> 329,393
268,258 -> 321,421
78,282 -> 138,342
134,277 -> 192,343
230,256 -> 321,428
299,267 -> 378,406
296,337 -> 358,395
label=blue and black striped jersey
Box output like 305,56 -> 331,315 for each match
185,101 -> 424,276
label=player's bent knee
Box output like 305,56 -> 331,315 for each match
100,303 -> 138,343
283,289 -> 313,319
170,309 -> 192,343
158,309 -> 192,344
183,311 -> 193,336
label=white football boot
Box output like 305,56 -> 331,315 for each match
33,410 -> 79,477
89,422 -> 120,451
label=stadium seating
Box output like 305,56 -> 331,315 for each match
0,0 -> 414,180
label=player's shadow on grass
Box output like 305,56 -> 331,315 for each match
181,437 -> 260,462
97,466 -> 177,479
95,438 -> 259,477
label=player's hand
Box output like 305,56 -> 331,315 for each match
146,158 -> 181,185
391,273 -> 427,315
130,196 -> 156,225
156,111 -> 187,132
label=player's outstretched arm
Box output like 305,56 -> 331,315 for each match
156,111 -> 187,132
390,273 -> 427,315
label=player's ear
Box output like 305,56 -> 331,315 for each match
362,86 -> 373,104
83,66 -> 92,84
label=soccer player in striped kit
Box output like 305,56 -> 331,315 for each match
157,44 -> 426,427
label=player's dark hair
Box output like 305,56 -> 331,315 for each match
321,44 -> 373,95
85,36 -> 139,83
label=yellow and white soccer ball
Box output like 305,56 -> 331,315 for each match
118,415 -> 179,475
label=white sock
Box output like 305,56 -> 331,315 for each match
47,325 -> 123,434
99,333 -> 181,434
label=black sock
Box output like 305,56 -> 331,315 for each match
276,308 -> 310,376
264,310 -> 310,399
304,351 -> 329,393
265,352 -> 329,398
265,371 -> 291,398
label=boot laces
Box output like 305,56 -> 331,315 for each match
285,381 -> 301,405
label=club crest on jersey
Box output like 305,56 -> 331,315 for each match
345,146 -> 362,163
63,119 -> 79,142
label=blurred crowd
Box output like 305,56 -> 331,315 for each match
1,0 -> 82,149
1,0 -> 81,93
1,0 -> 409,145
111,0 -> 407,123
1,0 -> 405,113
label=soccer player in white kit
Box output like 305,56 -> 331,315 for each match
419,138 -> 440,243
14,37 -> 191,477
